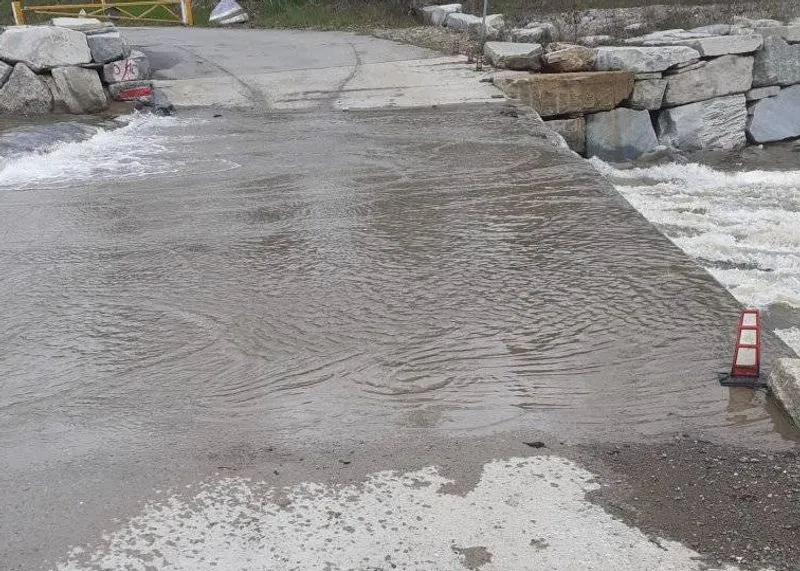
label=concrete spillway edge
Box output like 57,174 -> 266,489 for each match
769,358 -> 800,427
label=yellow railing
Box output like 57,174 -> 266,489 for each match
11,0 -> 194,25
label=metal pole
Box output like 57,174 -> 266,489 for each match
479,0 -> 489,49
476,0 -> 488,70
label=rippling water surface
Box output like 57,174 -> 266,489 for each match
5,106 -> 799,569
1,109 -> 794,452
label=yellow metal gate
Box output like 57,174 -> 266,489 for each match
11,0 -> 194,25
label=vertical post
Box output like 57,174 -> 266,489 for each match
477,0 -> 488,70
180,0 -> 194,26
11,1 -> 25,25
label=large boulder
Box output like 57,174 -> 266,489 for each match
753,25 -> 800,43
420,4 -> 461,26
752,36 -> 800,87
484,42 -> 542,71
545,116 -> 585,155
86,31 -> 129,64
577,35 -> 615,47
102,50 -> 150,83
624,29 -> 709,46
509,25 -> 554,44
0,63 -> 52,114
444,12 -> 480,31
108,80 -> 153,102
468,14 -> 505,40
594,46 -> 700,73
543,43 -> 596,73
626,78 -> 667,110
658,94 -> 748,150
691,24 -> 732,36
663,55 -> 753,107
50,17 -> 113,32
0,61 -> 11,86
43,75 -> 68,113
50,66 -> 107,114
0,26 -> 91,72
586,107 -> 658,161
747,85 -> 800,143
674,34 -> 763,56
493,71 -> 633,118
745,85 -> 780,101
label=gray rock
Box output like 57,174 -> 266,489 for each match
42,75 -> 68,113
51,17 -> 113,32
674,34 -> 762,56
746,85 -> 780,101
658,94 -> 748,150
150,87 -> 174,116
50,66 -> 107,113
734,16 -> 783,28
0,61 -> 11,87
664,60 -> 706,74
484,42 -> 542,71
754,26 -> 800,43
108,80 -> 153,102
577,35 -> 615,47
545,116 -> 585,155
86,31 -> 129,64
444,12 -> 480,31
627,78 -> 667,110
663,55 -> 753,107
586,107 -> 658,161
747,85 -> 800,142
0,25 -> 91,72
102,51 -> 150,83
493,70 -> 633,118
543,43 -> 596,73
468,14 -> 505,41
0,63 -> 52,114
420,4 -> 461,26
625,29 -> 708,46
753,36 -> 800,87
635,72 -> 662,80
691,24 -> 731,36
509,26 -> 553,44
594,46 -> 700,73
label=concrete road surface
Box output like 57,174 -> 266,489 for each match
123,27 -> 499,109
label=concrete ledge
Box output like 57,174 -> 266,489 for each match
769,358 -> 800,427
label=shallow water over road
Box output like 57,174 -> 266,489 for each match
2,108 -> 792,446
1,106 -> 796,568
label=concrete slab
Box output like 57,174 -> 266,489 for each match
121,28 -> 500,110
770,358 -> 800,426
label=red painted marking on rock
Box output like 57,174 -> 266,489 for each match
117,87 -> 153,100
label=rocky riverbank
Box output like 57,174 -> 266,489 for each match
415,4 -> 800,161
0,18 -> 170,116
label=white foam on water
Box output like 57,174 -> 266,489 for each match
55,456 -> 746,571
0,114 -> 229,190
592,158 -> 800,356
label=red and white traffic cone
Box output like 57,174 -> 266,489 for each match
720,309 -> 764,387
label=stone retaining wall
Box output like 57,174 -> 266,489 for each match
0,18 -> 169,116
421,3 -> 800,161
